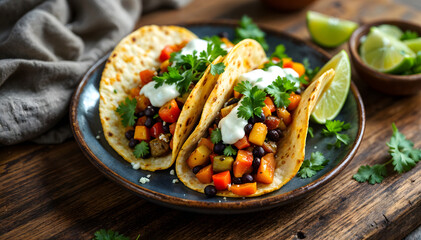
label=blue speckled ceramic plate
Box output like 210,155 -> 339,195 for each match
70,21 -> 365,214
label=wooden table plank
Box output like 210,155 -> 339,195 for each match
1,0 -> 420,239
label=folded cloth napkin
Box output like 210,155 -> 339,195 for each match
0,0 -> 191,145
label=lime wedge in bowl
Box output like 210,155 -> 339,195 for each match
377,24 -> 404,39
403,38 -> 421,53
307,11 -> 358,48
360,27 -> 415,73
311,50 -> 351,124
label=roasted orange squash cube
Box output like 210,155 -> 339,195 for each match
230,182 -> 257,196
264,97 -> 276,112
233,150 -> 253,178
234,136 -> 251,150
262,106 -> 271,117
134,126 -> 150,142
187,145 -> 212,169
198,138 -> 214,152
276,107 -> 291,126
248,122 -> 267,146
195,165 -> 213,184
221,104 -> 236,118
255,153 -> 276,184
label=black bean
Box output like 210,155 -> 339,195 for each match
248,117 -> 255,124
253,146 -> 265,158
244,123 -> 253,135
276,129 -> 284,138
253,112 -> 266,123
192,165 -> 203,174
135,111 -> 145,118
252,157 -> 261,173
214,143 -> 225,155
128,139 -> 139,148
204,185 -> 217,198
232,177 -> 242,184
242,173 -> 254,183
267,129 -> 281,142
144,106 -> 155,117
125,130 -> 135,140
144,117 -> 154,128
226,98 -> 240,106
218,32 -> 229,39
163,122 -> 170,133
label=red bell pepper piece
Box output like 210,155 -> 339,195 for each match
159,99 -> 181,123
212,171 -> 231,191
150,122 -> 164,139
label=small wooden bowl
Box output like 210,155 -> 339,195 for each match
260,0 -> 317,11
348,20 -> 421,95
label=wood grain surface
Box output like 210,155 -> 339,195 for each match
1,0 -> 420,239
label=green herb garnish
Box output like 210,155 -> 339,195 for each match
133,141 -> 150,158
92,229 -> 130,240
303,58 -> 320,81
234,81 -> 266,120
400,30 -> 419,41
322,120 -> 351,148
298,152 -> 329,178
353,123 -> 420,184
308,127 -> 314,138
234,15 -> 268,50
224,145 -> 237,156
116,97 -> 137,127
210,128 -> 222,144
266,76 -> 298,108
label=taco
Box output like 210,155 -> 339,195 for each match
99,25 -> 233,171
176,48 -> 335,197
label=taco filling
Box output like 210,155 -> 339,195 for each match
119,37 -> 232,160
184,54 -> 325,197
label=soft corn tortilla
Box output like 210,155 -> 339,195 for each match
176,61 -> 335,197
99,25 -> 222,171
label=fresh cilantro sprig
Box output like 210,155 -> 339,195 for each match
133,141 -> 150,158
400,30 -> 419,41
353,123 -> 420,184
266,76 -> 298,108
234,15 -> 268,50
322,120 -> 351,148
210,128 -> 222,144
308,127 -> 314,138
224,145 -> 237,156
234,81 -> 266,120
298,152 -> 329,178
116,97 -> 137,127
303,58 -> 320,82
92,229 -> 130,240
271,44 -> 289,60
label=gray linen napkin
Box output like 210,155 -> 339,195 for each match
0,0 -> 191,145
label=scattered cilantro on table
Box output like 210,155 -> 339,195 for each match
92,229 -> 130,240
308,127 -> 314,138
266,76 -> 298,108
210,128 -> 222,144
353,123 -> 421,184
224,145 -> 237,156
115,97 -> 137,127
303,58 -> 320,82
322,120 -> 351,148
400,30 -> 419,41
298,152 -> 329,178
234,81 -> 266,120
234,15 -> 268,50
133,141 -> 150,158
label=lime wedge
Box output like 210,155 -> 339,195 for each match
310,50 -> 351,124
377,24 -> 404,39
360,27 -> 415,73
404,38 -> 421,53
306,11 -> 358,48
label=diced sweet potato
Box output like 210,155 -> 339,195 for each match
262,106 -> 271,117
248,122 -> 267,146
198,138 -> 214,152
255,153 -> 276,184
276,107 -> 291,126
233,150 -> 253,178
264,116 -> 281,130
187,145 -> 212,169
264,97 -> 276,112
287,92 -> 301,111
135,95 -> 150,112
134,126 -> 150,142
234,136 -> 250,150
230,182 -> 257,196
221,104 -> 236,118
196,165 -> 213,184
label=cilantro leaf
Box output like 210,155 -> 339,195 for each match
224,145 -> 237,156
271,44 -> 289,59
266,76 -> 298,108
298,152 -> 329,178
262,60 -> 283,71
237,85 -> 266,120
400,30 -> 419,41
92,229 -> 130,240
210,62 -> 226,75
115,97 -> 137,127
303,58 -> 320,81
211,128 -> 222,144
308,127 -> 314,138
234,15 -> 268,50
387,123 -> 419,173
234,80 -> 254,98
322,120 -> 351,148
353,164 -> 387,184
133,141 -> 150,158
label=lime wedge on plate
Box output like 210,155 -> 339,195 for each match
404,38 -> 421,53
377,24 -> 404,39
360,27 -> 415,73
311,50 -> 351,124
307,11 -> 358,48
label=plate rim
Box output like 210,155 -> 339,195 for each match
70,20 -> 366,213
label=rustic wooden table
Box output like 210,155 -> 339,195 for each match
1,0 -> 420,239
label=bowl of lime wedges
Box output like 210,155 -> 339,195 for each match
349,20 -> 421,95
